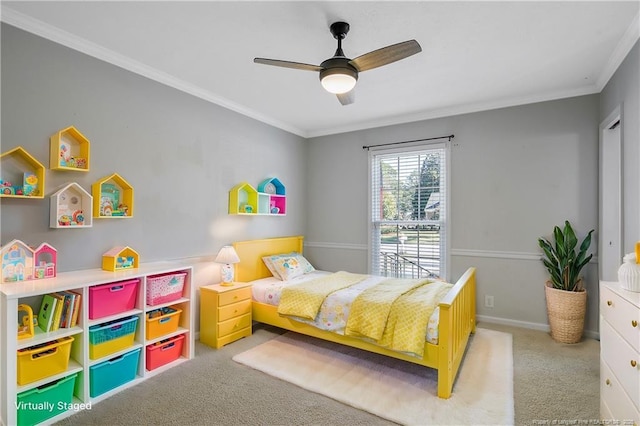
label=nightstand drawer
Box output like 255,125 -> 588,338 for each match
218,313 -> 252,337
218,287 -> 252,306
218,299 -> 251,322
601,286 -> 640,352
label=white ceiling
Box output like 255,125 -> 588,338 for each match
2,1 -> 639,138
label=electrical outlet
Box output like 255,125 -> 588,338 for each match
484,295 -> 494,308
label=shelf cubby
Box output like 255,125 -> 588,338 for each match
50,126 -> 90,172
0,146 -> 45,199
230,178 -> 287,215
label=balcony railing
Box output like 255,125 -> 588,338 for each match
380,251 -> 438,279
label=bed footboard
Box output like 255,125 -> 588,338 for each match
436,267 -> 477,398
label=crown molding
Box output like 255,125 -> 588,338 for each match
0,6 -> 307,138
596,12 -> 640,90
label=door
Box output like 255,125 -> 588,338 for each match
599,108 -> 623,281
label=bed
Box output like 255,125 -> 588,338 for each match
233,235 -> 476,399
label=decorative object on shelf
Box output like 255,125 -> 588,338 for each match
618,250 -> 640,292
92,173 -> 134,218
33,243 -> 57,279
0,147 -> 45,198
17,304 -> 34,340
50,125 -> 90,171
102,246 -> 140,271
49,182 -> 93,228
538,220 -> 594,343
1,239 -> 58,283
215,245 -> 241,286
230,177 -> 287,215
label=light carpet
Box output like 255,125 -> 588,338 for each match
233,328 -> 514,426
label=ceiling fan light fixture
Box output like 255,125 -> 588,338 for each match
320,67 -> 358,94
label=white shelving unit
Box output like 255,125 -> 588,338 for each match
0,261 -> 195,426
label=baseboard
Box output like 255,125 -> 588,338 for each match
477,314 -> 600,341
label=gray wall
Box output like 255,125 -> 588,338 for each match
2,23 -> 638,336
306,95 -> 602,334
600,40 -> 640,255
1,24 -> 307,274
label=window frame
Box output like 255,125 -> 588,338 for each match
367,141 -> 451,280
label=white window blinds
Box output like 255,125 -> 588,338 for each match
369,143 -> 448,279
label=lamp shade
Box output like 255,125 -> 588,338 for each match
215,246 -> 240,264
319,66 -> 358,94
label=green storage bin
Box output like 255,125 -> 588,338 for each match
17,373 -> 77,426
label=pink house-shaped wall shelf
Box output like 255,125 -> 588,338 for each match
33,243 -> 57,279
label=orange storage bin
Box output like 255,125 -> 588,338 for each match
17,336 -> 74,385
145,306 -> 182,340
145,334 -> 185,371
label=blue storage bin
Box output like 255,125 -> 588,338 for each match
89,348 -> 140,397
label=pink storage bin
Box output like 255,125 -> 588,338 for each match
89,279 -> 140,319
146,272 -> 187,306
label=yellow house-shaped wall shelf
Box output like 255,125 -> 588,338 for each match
229,182 -> 258,214
50,182 -> 93,228
92,173 -> 134,218
50,126 -> 90,171
0,147 -> 45,199
102,246 -> 140,271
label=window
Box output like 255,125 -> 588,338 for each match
369,143 -> 448,279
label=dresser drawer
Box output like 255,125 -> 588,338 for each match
218,313 -> 252,338
601,285 -> 640,352
218,287 -> 252,307
600,360 -> 640,424
601,320 -> 640,409
218,299 -> 251,322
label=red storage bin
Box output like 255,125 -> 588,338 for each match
146,272 -> 187,306
145,334 -> 185,371
89,279 -> 140,319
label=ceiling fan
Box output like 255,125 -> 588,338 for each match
254,21 -> 422,105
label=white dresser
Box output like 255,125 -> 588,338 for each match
600,281 -> 640,424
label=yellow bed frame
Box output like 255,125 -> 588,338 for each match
233,235 -> 476,399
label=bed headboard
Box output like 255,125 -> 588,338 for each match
233,235 -> 304,282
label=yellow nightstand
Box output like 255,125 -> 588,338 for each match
200,282 -> 252,348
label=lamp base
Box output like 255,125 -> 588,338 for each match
220,281 -> 234,287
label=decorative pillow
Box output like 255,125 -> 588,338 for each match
262,252 -> 315,281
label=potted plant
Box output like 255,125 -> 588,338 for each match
538,220 -> 594,343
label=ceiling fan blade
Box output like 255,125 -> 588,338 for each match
254,58 -> 322,72
349,40 -> 422,72
337,90 -> 355,106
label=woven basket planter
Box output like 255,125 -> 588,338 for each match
544,282 -> 587,344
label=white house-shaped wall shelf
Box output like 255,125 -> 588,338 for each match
1,239 -> 58,283
0,147 -> 45,199
229,182 -> 258,214
50,125 -> 90,171
50,182 -> 93,228
92,173 -> 134,218
257,177 -> 286,215
102,246 -> 139,271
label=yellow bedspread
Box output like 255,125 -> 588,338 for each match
346,279 -> 453,356
277,271 -> 367,320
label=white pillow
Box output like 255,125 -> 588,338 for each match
262,252 -> 315,281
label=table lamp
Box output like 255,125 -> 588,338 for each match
215,245 -> 240,286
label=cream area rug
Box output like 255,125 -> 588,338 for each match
233,328 -> 514,425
